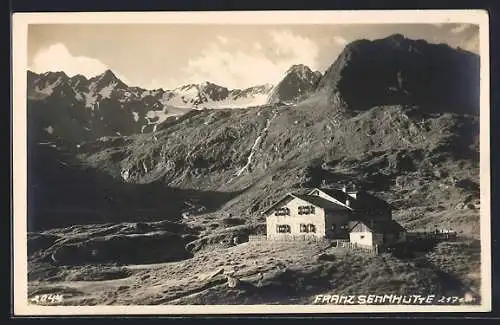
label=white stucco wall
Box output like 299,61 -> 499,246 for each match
349,231 -> 374,247
266,196 -> 326,238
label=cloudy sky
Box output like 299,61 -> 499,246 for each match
27,23 -> 479,90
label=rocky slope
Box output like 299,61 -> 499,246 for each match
267,64 -> 322,104
28,70 -> 274,144
28,34 -> 480,232
73,103 -> 479,233
316,34 -> 480,115
28,70 -> 165,144
28,138 -> 244,231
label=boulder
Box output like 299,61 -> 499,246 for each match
226,274 -> 240,288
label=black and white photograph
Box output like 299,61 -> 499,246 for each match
12,10 -> 491,314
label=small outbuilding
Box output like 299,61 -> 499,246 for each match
349,219 -> 407,248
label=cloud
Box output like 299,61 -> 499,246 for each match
30,43 -> 130,83
176,30 -> 319,89
451,24 -> 470,34
333,35 -> 348,45
460,35 -> 480,53
216,35 -> 229,44
143,78 -> 166,90
267,30 -> 319,68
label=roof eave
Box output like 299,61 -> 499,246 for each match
261,192 -> 297,215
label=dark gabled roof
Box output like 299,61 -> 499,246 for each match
311,188 -> 391,211
262,193 -> 296,215
312,188 -> 354,205
390,220 -> 407,232
293,194 -> 351,211
262,192 -> 350,216
262,187 -> 391,216
350,219 -> 406,233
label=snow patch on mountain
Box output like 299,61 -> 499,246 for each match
28,68 -> 277,140
98,83 -> 117,99
209,92 -> 270,108
163,82 -> 273,109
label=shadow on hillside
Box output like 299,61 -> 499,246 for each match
409,254 -> 474,299
385,238 -> 441,259
301,162 -> 395,192
300,163 -> 356,189
225,265 -> 345,304
27,144 -> 245,231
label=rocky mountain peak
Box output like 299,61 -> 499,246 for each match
102,69 -> 118,79
70,74 -> 89,82
316,33 -> 480,114
267,64 -> 321,104
284,64 -> 322,82
286,63 -> 311,74
27,70 -> 72,98
69,74 -> 90,90
89,69 -> 128,91
40,71 -> 70,86
384,33 -> 406,43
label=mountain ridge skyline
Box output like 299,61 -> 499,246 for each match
26,31 -> 480,149
28,26 -> 480,90
27,68 -> 277,93
28,32 -> 479,94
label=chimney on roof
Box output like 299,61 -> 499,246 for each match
347,183 -> 358,199
342,184 -> 350,207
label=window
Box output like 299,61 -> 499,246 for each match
276,224 -> 291,233
331,223 -> 337,231
360,235 -> 365,239
300,223 -> 316,233
340,224 -> 349,230
298,205 -> 315,215
275,207 -> 290,216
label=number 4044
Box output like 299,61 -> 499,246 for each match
29,294 -> 64,304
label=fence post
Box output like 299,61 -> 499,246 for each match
375,244 -> 378,256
